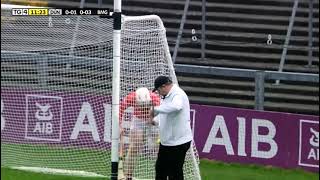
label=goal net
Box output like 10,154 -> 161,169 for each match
1,5 -> 201,180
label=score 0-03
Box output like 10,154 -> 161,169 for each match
63,9 -> 92,15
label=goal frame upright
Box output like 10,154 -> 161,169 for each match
111,0 -> 122,180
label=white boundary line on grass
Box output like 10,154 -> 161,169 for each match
11,166 -> 153,180
11,166 -> 106,177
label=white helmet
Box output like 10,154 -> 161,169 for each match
135,87 -> 151,105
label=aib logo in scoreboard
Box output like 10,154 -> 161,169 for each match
25,95 -> 63,142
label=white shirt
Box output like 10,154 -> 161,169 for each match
154,84 -> 193,146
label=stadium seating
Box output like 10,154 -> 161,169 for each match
4,0 -> 319,115
119,0 -> 320,115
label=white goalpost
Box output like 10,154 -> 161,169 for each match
1,2 -> 201,180
111,0 -> 121,178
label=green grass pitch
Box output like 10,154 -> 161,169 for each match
2,159 -> 318,180
1,143 -> 318,180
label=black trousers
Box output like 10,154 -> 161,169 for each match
155,141 -> 191,180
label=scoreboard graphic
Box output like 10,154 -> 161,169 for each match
11,8 -> 111,16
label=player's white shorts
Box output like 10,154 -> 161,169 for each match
130,116 -> 148,130
130,116 -> 159,130
130,116 -> 159,140
124,116 -> 159,150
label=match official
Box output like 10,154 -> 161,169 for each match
150,76 -> 193,180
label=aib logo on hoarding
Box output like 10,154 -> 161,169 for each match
299,120 -> 319,168
34,103 -> 54,133
25,95 -> 63,142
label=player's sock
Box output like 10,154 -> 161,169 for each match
126,173 -> 133,180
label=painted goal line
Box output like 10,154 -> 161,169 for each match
11,166 -> 153,180
11,166 -> 106,177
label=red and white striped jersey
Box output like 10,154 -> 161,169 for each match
119,91 -> 160,123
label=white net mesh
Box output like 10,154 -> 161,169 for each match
1,6 -> 200,180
